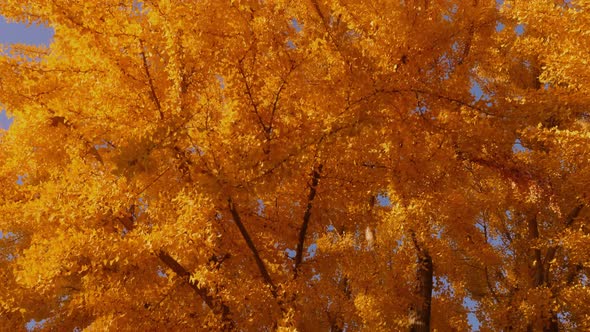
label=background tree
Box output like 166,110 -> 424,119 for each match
0,0 -> 589,331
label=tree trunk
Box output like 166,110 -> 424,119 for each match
410,251 -> 433,332
527,215 -> 559,332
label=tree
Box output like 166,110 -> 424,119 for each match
1,0 -> 589,330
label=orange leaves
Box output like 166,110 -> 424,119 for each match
1,0 -> 590,330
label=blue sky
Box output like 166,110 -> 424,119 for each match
0,16 -> 54,130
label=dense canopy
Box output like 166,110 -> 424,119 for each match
1,0 -> 589,331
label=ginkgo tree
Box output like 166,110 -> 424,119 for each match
1,0 -> 589,331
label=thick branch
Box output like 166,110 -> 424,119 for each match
157,252 -> 209,305
157,251 -> 233,329
527,214 -> 544,287
526,210 -> 570,332
227,197 -> 278,297
564,203 -> 585,228
309,0 -> 328,26
116,212 -> 233,328
543,204 -> 585,284
294,164 -> 323,274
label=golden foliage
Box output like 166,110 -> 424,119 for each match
1,0 -> 589,330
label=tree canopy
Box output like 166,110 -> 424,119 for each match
1,0 -> 589,331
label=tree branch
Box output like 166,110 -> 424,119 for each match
309,0 -> 328,27
267,79 -> 286,137
526,214 -> 544,287
409,231 -> 433,332
139,39 -> 164,120
116,212 -> 233,329
237,61 -> 269,137
157,251 -> 233,329
543,204 -> 585,283
227,197 -> 278,298
294,164 -> 323,275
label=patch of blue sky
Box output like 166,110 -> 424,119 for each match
156,267 -> 167,278
1,16 -> 54,130
290,18 -> 302,33
376,192 -> 390,207
475,217 -> 505,250
464,297 -> 481,331
285,248 -> 296,259
59,294 -> 70,304
434,276 -> 481,329
470,80 -> 485,101
436,53 -> 454,80
306,243 -> 317,260
512,138 -> 529,153
0,16 -> 54,46
256,198 -> 265,216
136,197 -> 148,214
515,24 -> 525,36
0,231 -> 14,239
187,146 -> 205,156
26,319 -> 48,331
132,0 -> 144,12
94,143 -> 109,150
412,105 -> 429,115
287,18 -> 302,49
215,74 -> 226,89
469,79 -> 494,108
433,276 -> 452,296
442,3 -> 458,22
285,242 -> 317,261
0,110 -> 13,129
